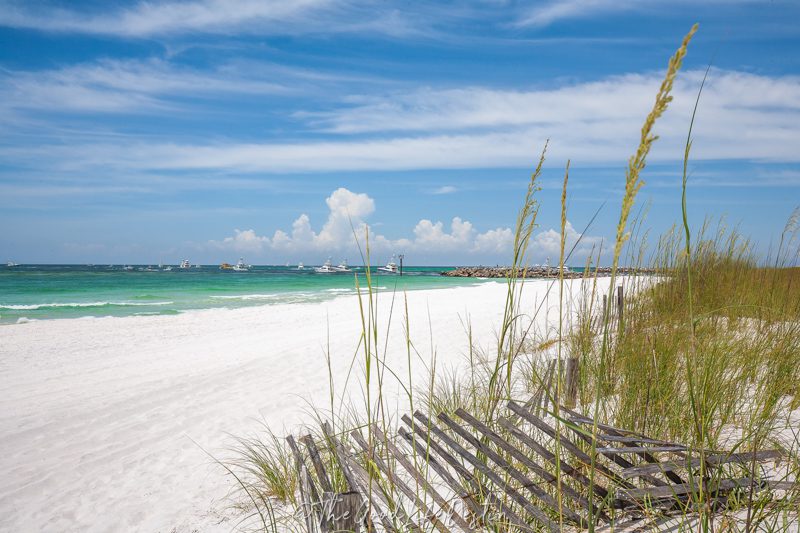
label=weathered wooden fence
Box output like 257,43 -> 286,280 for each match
286,387 -> 792,532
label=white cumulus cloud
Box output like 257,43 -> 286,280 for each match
532,221 -> 605,260
207,188 -> 604,264
208,228 -> 270,253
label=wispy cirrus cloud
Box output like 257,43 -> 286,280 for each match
0,58 -> 298,115
4,68 -> 798,176
515,0 -> 638,28
513,0 -> 760,28
311,69 -> 800,136
0,0 -> 429,39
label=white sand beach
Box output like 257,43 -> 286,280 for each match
0,278 -> 611,532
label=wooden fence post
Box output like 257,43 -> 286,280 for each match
565,357 -> 580,408
326,491 -> 362,532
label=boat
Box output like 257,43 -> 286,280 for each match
232,258 -> 250,271
314,258 -> 337,273
333,259 -> 352,273
6,261 -> 18,267
123,265 -> 133,271
220,262 -> 233,270
179,259 -> 191,269
377,256 -> 399,274
297,262 -> 305,270
162,266 -> 173,271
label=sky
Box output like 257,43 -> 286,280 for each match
1,0 -> 799,266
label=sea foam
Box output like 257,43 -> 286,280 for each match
0,301 -> 174,310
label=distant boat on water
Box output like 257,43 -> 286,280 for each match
377,255 -> 399,274
179,259 -> 191,269
333,259 -> 352,273
6,261 -> 19,267
221,258 -> 250,271
297,262 -> 305,270
314,258 -> 336,274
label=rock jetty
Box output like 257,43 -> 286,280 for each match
441,266 -> 654,279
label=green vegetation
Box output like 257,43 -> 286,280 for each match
226,24 -> 800,532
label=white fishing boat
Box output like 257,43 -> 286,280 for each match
179,259 -> 191,269
314,258 -> 336,273
232,258 -> 250,271
297,262 -> 305,270
6,261 -> 18,267
162,266 -> 173,271
123,265 -> 134,271
333,259 -> 352,273
377,256 -> 399,274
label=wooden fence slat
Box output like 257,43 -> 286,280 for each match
561,406 -> 686,485
595,434 -> 688,446
566,412 -> 652,438
422,411 -> 559,531
286,434 -> 320,533
321,422 -> 360,493
398,425 -> 487,526
322,422 -> 400,532
439,411 -> 581,526
455,408 -> 602,522
620,477 -> 755,500
403,413 -> 531,531
596,446 -> 689,454
497,416 -> 610,501
350,428 -> 452,533
557,407 -> 673,488
508,401 -> 635,492
301,434 -> 335,494
372,424 -> 474,532
621,449 -> 784,478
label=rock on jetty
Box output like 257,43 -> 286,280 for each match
441,266 -> 654,279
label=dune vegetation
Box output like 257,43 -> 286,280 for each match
227,24 -> 800,532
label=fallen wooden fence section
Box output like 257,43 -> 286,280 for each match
285,397 -> 792,532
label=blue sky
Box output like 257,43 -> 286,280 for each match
1,0 -> 799,265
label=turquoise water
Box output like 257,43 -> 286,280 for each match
0,264 -> 490,324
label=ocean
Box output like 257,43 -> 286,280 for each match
0,264 -> 491,324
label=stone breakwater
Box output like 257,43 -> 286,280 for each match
441,266 -> 655,279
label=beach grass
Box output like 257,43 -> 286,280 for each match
227,24 -> 800,532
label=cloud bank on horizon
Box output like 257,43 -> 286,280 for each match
206,187 -> 603,264
0,0 -> 798,264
